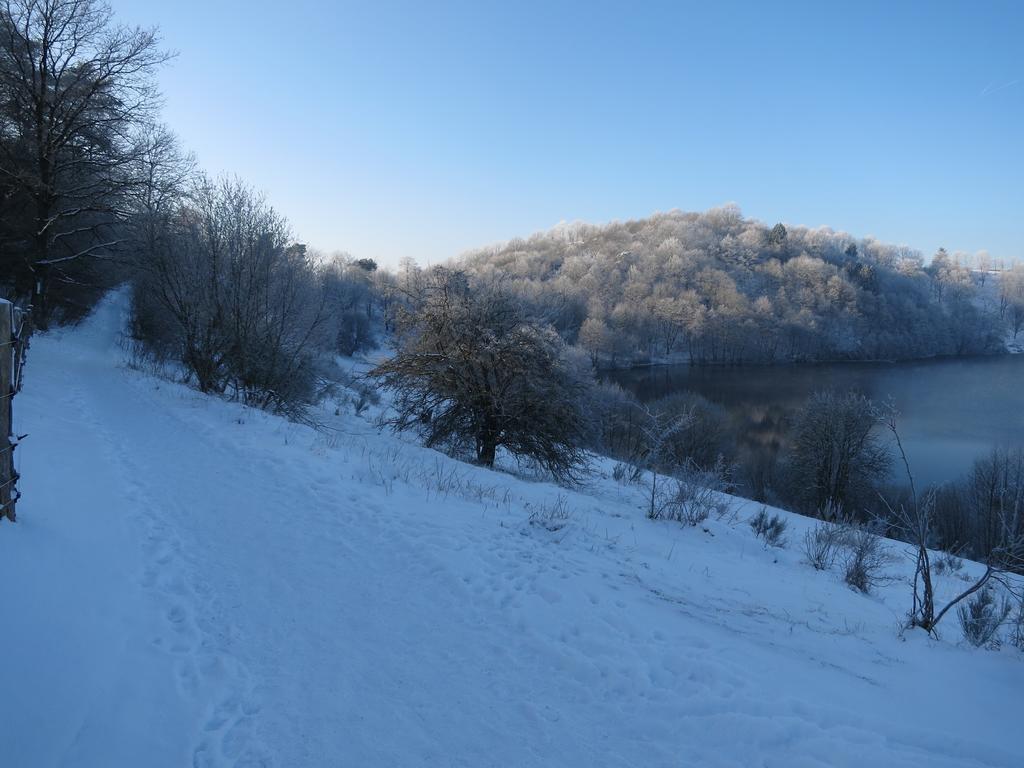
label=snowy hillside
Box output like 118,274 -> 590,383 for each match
2,292 -> 1022,768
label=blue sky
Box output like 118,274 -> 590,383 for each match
115,0 -> 1023,267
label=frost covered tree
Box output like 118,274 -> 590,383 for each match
578,316 -> 612,366
457,208 -> 1003,366
124,124 -> 196,267
371,268 -> 594,480
631,404 -> 693,519
0,0 -> 170,324
975,250 -> 992,285
321,254 -> 379,356
132,176 -> 327,416
767,222 -> 787,246
1000,263 -> 1024,338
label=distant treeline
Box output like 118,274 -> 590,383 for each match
460,208 -> 1019,366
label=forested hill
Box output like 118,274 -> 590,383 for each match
459,207 -> 1008,365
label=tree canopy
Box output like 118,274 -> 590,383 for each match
0,0 -> 169,323
459,207 -> 1004,365
371,268 -> 594,480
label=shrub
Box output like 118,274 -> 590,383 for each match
371,269 -> 594,481
750,507 -> 788,547
1012,600 -> 1024,650
611,461 -> 634,485
802,522 -> 847,570
957,587 -> 1012,648
842,526 -> 890,593
526,494 -> 572,532
653,458 -> 734,526
932,550 -> 964,576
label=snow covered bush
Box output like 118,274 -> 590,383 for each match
611,462 -> 633,485
526,494 -> 572,532
750,507 -> 788,548
842,527 -> 890,594
371,268 -> 595,481
328,370 -> 380,417
932,550 -> 964,576
656,459 -> 733,526
957,587 -> 1012,648
802,521 -> 847,571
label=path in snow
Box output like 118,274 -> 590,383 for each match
2,292 -> 1023,767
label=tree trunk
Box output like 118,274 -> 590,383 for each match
478,435 -> 497,467
30,268 -> 49,329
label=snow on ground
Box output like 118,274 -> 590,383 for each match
2,291 -> 1023,768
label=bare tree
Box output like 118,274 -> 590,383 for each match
133,176 -> 327,417
963,447 -> 1024,561
783,390 -> 891,516
880,410 -> 1024,634
126,124 -> 196,260
0,0 -> 170,324
632,404 -> 694,519
371,268 -> 594,481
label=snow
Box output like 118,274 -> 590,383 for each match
2,290 -> 1022,767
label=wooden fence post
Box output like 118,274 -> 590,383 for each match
0,299 -> 15,522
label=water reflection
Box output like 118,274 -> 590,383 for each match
606,355 -> 1024,487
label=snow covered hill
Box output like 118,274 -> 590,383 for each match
2,291 -> 1022,768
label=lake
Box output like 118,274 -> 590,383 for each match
606,354 -> 1024,488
